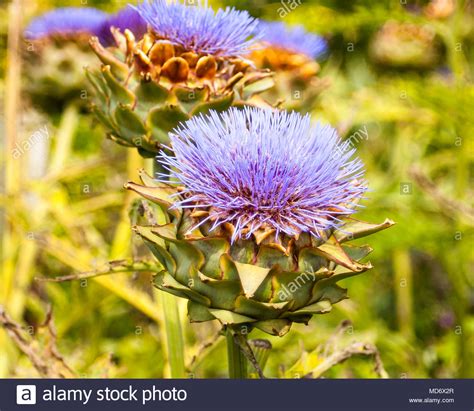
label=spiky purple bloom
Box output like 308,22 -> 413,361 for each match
159,108 -> 367,242
97,6 -> 148,46
133,0 -> 261,56
24,7 -> 107,40
259,21 -> 327,59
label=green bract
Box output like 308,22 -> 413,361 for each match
127,171 -> 394,337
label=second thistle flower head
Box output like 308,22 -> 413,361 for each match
251,21 -> 327,81
25,7 -> 107,40
159,108 -> 367,243
259,21 -> 327,60
133,0 -> 260,56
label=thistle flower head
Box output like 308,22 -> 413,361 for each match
25,7 -> 107,40
259,21 -> 327,59
97,6 -> 148,46
133,0 -> 261,56
159,108 -> 367,242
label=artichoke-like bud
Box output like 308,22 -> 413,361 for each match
23,7 -> 108,111
87,1 -> 274,158
126,108 -> 394,336
369,22 -> 440,69
250,21 -> 328,112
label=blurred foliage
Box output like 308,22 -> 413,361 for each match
0,0 -> 473,379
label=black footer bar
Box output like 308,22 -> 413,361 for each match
1,378 -> 472,411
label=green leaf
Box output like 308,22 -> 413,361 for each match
135,81 -> 169,107
90,37 -> 129,80
101,65 -> 135,106
287,300 -> 332,316
255,245 -> 295,271
298,247 -> 329,273
190,92 -> 234,116
234,261 -> 271,298
209,308 -> 254,325
253,319 -> 291,337
90,105 -> 118,133
190,238 -> 230,279
316,239 -> 367,272
125,182 -> 179,220
242,76 -> 275,100
147,104 -> 190,144
310,281 -> 348,306
154,271 -> 211,306
114,104 -> 147,143
342,244 -> 373,261
85,67 -> 109,105
187,301 -> 214,322
173,85 -> 209,112
234,296 -> 287,320
133,226 -> 176,274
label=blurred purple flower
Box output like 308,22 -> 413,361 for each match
25,7 -> 107,39
259,21 -> 327,59
159,108 -> 367,242
97,6 -> 148,46
133,0 -> 261,56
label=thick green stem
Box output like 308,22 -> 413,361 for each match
161,292 -> 186,378
151,159 -> 186,378
226,328 -> 248,379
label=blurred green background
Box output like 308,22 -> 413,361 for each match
0,0 -> 473,378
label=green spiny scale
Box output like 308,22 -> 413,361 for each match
87,30 -> 275,157
127,172 -> 395,337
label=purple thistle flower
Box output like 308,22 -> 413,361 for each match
97,6 -> 148,46
259,21 -> 327,59
158,108 -> 367,242
24,7 -> 107,40
133,0 -> 261,56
